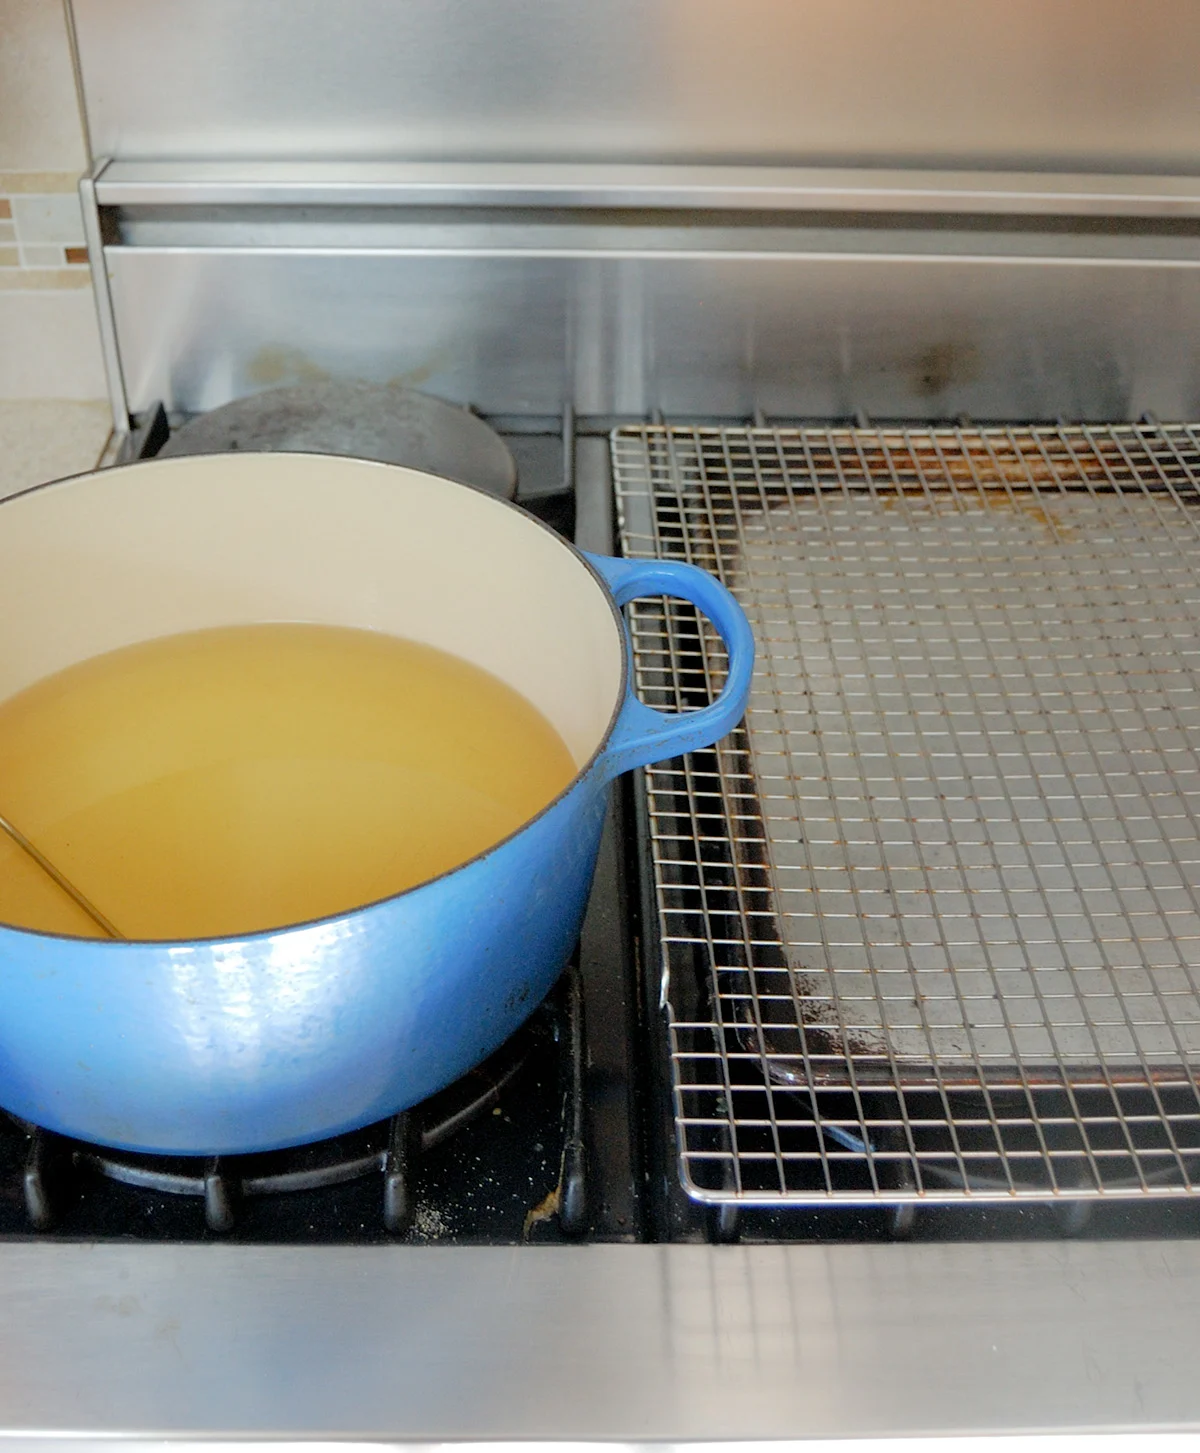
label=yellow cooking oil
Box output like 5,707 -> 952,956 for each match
0,623 -> 578,941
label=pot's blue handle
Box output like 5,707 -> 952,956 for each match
584,551 -> 755,782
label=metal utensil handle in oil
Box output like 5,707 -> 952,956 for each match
0,812 -> 124,940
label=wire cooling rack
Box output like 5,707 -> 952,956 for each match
613,422 -> 1200,1203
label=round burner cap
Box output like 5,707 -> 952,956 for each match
159,381 -> 517,499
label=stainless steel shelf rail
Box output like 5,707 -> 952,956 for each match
615,421 -> 1200,1205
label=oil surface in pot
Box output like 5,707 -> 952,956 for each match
0,624 -> 577,940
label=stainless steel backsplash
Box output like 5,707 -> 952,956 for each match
68,1 -> 1200,425
70,0 -> 1200,172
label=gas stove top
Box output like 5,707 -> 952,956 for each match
10,396 -> 1200,1250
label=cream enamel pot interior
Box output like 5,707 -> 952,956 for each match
0,452 -> 753,1155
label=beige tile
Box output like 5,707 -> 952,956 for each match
0,1 -> 88,173
0,399 -> 112,499
0,222 -> 13,244
0,171 -> 80,194
0,267 -> 92,291
11,193 -> 85,245
0,247 -> 18,267
0,288 -> 107,398
19,243 -> 64,268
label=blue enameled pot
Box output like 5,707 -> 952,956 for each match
0,452 -> 752,1154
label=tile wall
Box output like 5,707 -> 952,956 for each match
0,172 -> 91,284
0,0 -> 106,399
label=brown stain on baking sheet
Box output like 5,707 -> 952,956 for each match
876,485 -> 1074,538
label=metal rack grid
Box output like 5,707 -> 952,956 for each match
613,422 -> 1200,1204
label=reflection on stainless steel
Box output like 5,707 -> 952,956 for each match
616,422 -> 1200,1205
91,159 -> 1200,217
106,219 -> 1200,261
79,146 -> 1200,430
1,1240 -> 1199,1438
69,0 -> 1200,172
100,247 -> 1200,422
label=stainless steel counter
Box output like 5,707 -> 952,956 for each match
0,1239 -> 1197,1441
